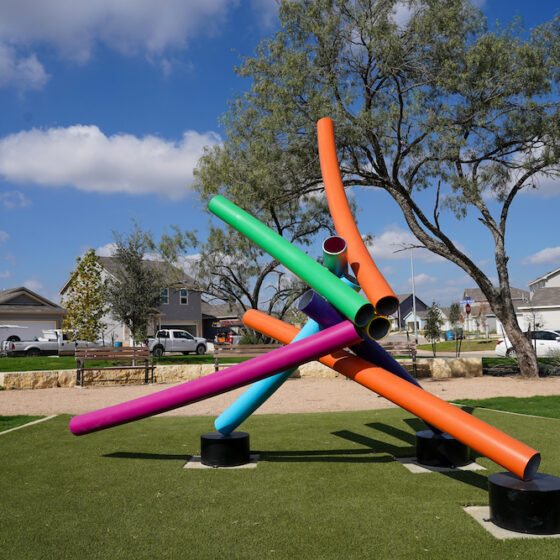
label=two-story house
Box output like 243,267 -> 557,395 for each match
60,256 -> 204,344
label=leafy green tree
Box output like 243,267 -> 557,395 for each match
62,249 -> 106,342
425,302 -> 442,357
448,302 -> 461,329
104,227 -> 163,344
198,0 -> 560,377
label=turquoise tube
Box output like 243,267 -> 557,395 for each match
214,319 -> 321,435
209,196 -> 374,327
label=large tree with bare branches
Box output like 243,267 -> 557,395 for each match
194,0 -> 560,376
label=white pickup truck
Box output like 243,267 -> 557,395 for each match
147,329 -> 207,357
1,329 -> 103,357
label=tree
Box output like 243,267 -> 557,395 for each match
200,0 -> 560,377
61,249 -> 106,342
425,302 -> 443,356
448,302 -> 461,329
104,227 -> 163,344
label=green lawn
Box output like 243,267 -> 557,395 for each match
417,339 -> 497,352
0,354 -> 244,372
1,408 -> 559,559
0,414 -> 45,431
452,396 -> 560,419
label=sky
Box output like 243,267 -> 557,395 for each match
0,0 -> 558,308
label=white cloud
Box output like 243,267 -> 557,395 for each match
0,125 -> 221,199
250,0 -> 278,27
409,273 -> 437,287
367,225 -> 445,263
0,270 -> 11,279
522,246 -> 560,266
0,230 -> 9,243
96,243 -> 117,257
23,279 -> 46,294
0,190 -> 31,209
0,43 -> 49,91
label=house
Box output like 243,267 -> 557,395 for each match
60,256 -> 205,344
0,287 -> 66,343
517,287 -> 560,331
402,305 -> 451,333
528,267 -> 560,294
389,294 -> 428,330
462,287 -> 529,333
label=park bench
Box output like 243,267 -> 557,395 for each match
75,346 -> 155,387
213,344 -> 284,372
378,340 -> 418,378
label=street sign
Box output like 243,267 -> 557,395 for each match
460,298 -> 475,304
465,303 -> 471,315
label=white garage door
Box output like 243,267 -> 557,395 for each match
0,320 -> 57,342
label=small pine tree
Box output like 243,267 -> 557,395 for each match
425,301 -> 442,357
62,249 -> 106,342
448,302 -> 461,328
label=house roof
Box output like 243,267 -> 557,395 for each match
463,287 -> 529,302
201,300 -> 244,319
0,287 -> 66,315
520,287 -> 560,308
60,256 -> 200,294
528,267 -> 560,287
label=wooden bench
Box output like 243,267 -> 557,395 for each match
75,346 -> 155,387
378,340 -> 417,377
213,344 -> 284,372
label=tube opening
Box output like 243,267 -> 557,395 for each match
375,295 -> 399,317
297,290 -> 315,312
523,453 -> 541,481
322,236 -> 347,255
366,316 -> 391,340
354,303 -> 375,327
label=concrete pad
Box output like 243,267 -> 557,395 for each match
184,454 -> 259,470
396,457 -> 486,474
463,506 -> 560,539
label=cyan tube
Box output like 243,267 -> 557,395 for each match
215,319 -> 321,435
209,196 -> 374,327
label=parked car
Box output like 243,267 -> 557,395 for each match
147,329 -> 207,357
495,330 -> 560,358
1,329 -> 103,357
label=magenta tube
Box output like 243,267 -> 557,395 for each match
69,321 -> 362,436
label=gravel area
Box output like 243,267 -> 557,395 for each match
1,376 -> 560,417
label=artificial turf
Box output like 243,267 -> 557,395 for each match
452,395 -> 560,419
0,414 -> 45,432
1,408 -> 559,559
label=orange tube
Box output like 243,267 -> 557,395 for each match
317,118 -> 399,317
243,309 -> 540,481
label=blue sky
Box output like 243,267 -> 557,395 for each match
0,0 -> 558,307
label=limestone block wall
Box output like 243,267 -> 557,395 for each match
0,358 -> 482,390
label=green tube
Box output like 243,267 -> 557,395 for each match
209,195 -> 374,327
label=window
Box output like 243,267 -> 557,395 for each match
180,288 -> 188,305
160,288 -> 169,304
156,330 -> 169,338
174,330 -> 194,340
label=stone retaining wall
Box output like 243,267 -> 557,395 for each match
0,358 -> 482,390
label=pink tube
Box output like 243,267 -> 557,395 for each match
69,321 -> 362,435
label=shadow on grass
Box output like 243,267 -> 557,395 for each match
331,429 -> 410,457
104,451 -> 191,461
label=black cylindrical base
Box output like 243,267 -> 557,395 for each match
415,430 -> 471,468
200,431 -> 250,467
489,472 -> 560,535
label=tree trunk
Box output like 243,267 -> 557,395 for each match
493,301 -> 539,378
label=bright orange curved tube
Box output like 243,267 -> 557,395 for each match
243,309 -> 540,481
317,118 -> 399,317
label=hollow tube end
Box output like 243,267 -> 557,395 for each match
297,290 -> 315,312
375,295 -> 400,317
366,316 -> 392,341
354,303 -> 375,327
523,452 -> 541,481
322,236 -> 347,255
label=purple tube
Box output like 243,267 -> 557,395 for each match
69,320 -> 362,436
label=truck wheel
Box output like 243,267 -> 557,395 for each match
26,348 -> 41,357
6,335 -> 20,342
506,348 -> 517,358
152,346 -> 164,358
196,344 -> 206,355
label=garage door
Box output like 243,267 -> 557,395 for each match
0,320 -> 57,342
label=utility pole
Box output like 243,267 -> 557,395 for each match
411,249 -> 418,344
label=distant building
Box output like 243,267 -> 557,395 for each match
0,287 -> 66,343
389,294 -> 428,330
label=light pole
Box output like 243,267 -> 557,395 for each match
410,249 -> 418,344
